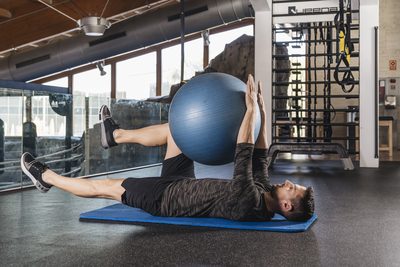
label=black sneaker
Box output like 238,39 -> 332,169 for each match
99,105 -> 120,149
21,152 -> 51,193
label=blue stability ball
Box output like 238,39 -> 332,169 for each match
169,73 -> 261,165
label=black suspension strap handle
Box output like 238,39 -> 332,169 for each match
334,52 -> 355,93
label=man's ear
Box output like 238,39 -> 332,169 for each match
282,201 -> 292,212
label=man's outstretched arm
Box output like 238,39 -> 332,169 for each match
237,74 -> 258,144
252,81 -> 272,187
232,74 -> 258,190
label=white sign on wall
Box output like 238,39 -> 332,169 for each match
272,0 -> 359,24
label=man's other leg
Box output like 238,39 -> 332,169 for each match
21,152 -> 125,201
44,170 -> 126,201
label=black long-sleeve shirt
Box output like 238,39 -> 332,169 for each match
160,143 -> 274,222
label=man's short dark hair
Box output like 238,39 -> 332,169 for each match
284,186 -> 315,222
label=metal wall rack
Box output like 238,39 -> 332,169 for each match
272,19 -> 360,151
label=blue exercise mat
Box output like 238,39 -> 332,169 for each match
80,203 -> 317,232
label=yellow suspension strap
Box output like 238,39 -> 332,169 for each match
180,80 -> 187,87
344,0 -> 353,63
339,29 -> 346,59
334,0 -> 355,93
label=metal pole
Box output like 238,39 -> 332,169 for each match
85,97 -> 90,175
65,96 -> 72,176
374,26 -> 379,158
180,0 -> 185,82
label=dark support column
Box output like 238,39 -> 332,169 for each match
0,119 -> 4,175
25,96 -> 32,123
203,45 -> 209,69
111,62 -> 116,99
156,48 -> 162,96
203,30 -> 209,69
64,73 -> 73,176
85,97 -> 90,176
110,62 -> 117,108
23,94 -> 37,157
68,74 -> 73,94
64,96 -> 72,176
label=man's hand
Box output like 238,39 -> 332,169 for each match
246,74 -> 257,111
257,81 -> 266,118
237,74 -> 258,144
255,80 -> 268,149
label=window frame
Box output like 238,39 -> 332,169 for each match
32,19 -> 254,98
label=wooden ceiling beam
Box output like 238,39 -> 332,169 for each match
0,8 -> 11,18
36,0 -> 53,4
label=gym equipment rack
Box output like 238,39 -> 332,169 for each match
272,17 -> 359,153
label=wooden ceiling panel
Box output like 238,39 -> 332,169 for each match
0,0 -> 170,55
0,11 -> 75,52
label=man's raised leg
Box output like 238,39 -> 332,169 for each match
99,105 -> 182,160
114,124 -> 169,148
114,124 -> 182,160
113,123 -> 188,179
100,105 -> 170,149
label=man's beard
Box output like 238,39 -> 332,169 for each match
270,185 -> 278,200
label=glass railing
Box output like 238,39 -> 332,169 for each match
0,85 -> 169,192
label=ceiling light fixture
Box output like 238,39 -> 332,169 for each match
37,0 -> 111,37
77,17 -> 110,36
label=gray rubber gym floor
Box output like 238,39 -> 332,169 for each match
1,159 -> 400,266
